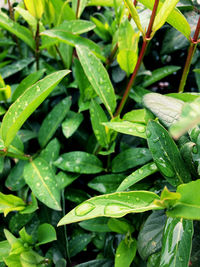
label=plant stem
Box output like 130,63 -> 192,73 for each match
35,20 -> 40,70
7,0 -> 14,20
76,0 -> 81,19
178,15 -> 200,93
115,0 -> 159,116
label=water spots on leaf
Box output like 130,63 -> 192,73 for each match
146,129 -> 151,138
153,137 -> 159,143
75,202 -> 95,216
136,126 -> 146,133
104,203 -> 130,216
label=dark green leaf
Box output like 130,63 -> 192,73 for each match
79,218 -> 111,232
115,238 -> 137,267
5,161 -> 26,191
108,218 -> 134,234
62,111 -> 83,139
69,234 -> 92,257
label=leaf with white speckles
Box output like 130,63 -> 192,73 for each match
62,111 -> 83,139
24,158 -> 61,211
1,70 -> 70,148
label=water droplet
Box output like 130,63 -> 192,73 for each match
137,126 -> 145,133
37,183 -> 40,186
178,256 -> 183,262
104,204 -> 130,215
75,166 -> 80,172
153,137 -> 159,143
149,163 -> 157,171
138,169 -> 143,174
193,145 -> 198,154
156,158 -> 175,178
99,78 -> 103,84
136,197 -> 140,201
146,130 -> 151,138
75,202 -> 95,216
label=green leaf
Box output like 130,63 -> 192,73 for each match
12,69 -> 45,101
40,138 -> 60,169
143,93 -> 184,128
0,192 -> 25,216
19,227 -> 33,245
146,120 -> 191,186
115,239 -> 137,267
69,234 -> 92,257
79,218 -> 111,232
103,120 -> 146,139
5,160 -> 26,191
88,173 -> 126,193
111,147 -> 152,173
152,0 -> 180,34
23,158 -> 61,211
167,179 -> 200,220
138,210 -> 167,260
36,223 -> 57,246
90,99 -> 109,148
167,92 -> 200,102
123,0 -> 144,34
117,19 -> 139,76
123,109 -> 154,124
20,251 -> 44,266
62,111 -> 83,139
108,218 -> 134,234
54,151 -> 103,174
160,217 -> 193,267
142,66 -> 181,88
0,240 -> 10,262
1,70 -> 70,147
138,0 -> 191,38
58,191 -> 161,225
0,58 -> 34,79
55,172 -> 79,190
0,11 -> 35,50
87,0 -> 122,6
117,162 -> 157,192
76,45 -> 116,116
170,97 -> 200,139
38,96 -> 71,147
54,20 -> 96,34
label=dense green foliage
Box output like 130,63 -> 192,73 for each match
0,0 -> 200,266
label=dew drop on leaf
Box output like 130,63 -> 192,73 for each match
104,204 -> 130,216
136,126 -> 145,133
75,202 -> 95,216
146,130 -> 151,138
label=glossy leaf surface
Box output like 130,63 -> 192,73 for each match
0,192 -> 25,216
160,217 -> 193,267
24,158 -> 61,211
115,238 -> 137,267
36,223 -> 57,246
54,20 -> 96,34
58,191 -> 160,225
76,45 -> 116,116
1,70 -> 70,147
146,120 -> 191,186
62,111 -> 83,139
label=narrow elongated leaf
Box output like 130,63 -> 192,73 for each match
58,191 -> 161,225
12,69 -> 45,101
111,147 -> 152,173
143,93 -> 184,128
55,172 -> 79,189
108,218 -> 134,234
138,0 -> 191,38
90,99 -> 109,148
142,66 -> 181,88
38,96 -> 71,147
55,20 -> 95,34
69,234 -> 92,257
76,45 -> 116,116
0,11 -> 35,49
24,158 -> 61,211
138,210 -> 167,260
0,58 -> 34,79
79,218 -> 110,232
40,138 -> 60,168
115,239 -> 137,267
0,192 -> 25,216
0,240 -> 10,262
160,217 -> 193,267
54,151 -> 103,174
5,161 -> 26,191
123,0 -> 144,34
167,179 -> 200,220
117,162 -> 157,192
123,109 -> 154,124
152,0 -> 180,33
87,0 -> 122,6
62,111 -> 83,138
146,120 -> 191,186
1,70 -> 70,147
103,121 -> 146,139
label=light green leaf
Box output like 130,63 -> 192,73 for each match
167,179 -> 200,220
123,109 -> 154,124
58,191 -> 161,225
12,69 -> 45,101
0,192 -> 25,216
62,111 -> 83,139
54,151 -> 103,174
0,10 -> 35,49
152,0 -> 180,33
103,120 -> 146,139
117,162 -> 157,192
112,147 -> 152,173
138,0 -> 191,38
0,240 -> 10,262
38,96 -> 71,147
123,0 -> 144,34
20,250 -> 44,266
76,45 -> 116,116
87,0 -> 122,6
108,218 -> 134,234
142,66 -> 181,88
1,70 -> 70,147
0,58 -> 34,79
36,223 -> 57,246
160,217 -> 193,267
146,120 -> 191,186
23,158 -> 61,211
115,238 -> 137,267
90,99 -> 109,147
54,20 -> 96,34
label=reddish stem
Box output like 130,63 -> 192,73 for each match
115,0 -> 159,116
193,15 -> 200,42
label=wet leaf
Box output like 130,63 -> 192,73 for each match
0,192 -> 25,216
36,223 -> 57,246
115,238 -> 137,267
79,218 -> 111,233
69,234 -> 92,257
62,111 -> 83,139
